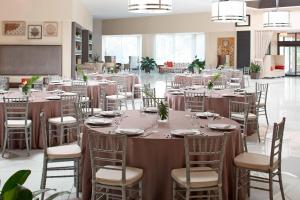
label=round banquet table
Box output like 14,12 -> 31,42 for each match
47,80 -> 117,107
0,91 -> 77,149
87,73 -> 139,92
81,110 -> 244,200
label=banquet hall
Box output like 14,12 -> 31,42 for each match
0,0 -> 300,200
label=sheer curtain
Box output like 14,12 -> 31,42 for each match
155,33 -> 205,65
102,35 -> 142,63
254,30 -> 273,62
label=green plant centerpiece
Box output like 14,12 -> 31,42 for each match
76,65 -> 88,82
188,56 -> 205,74
0,170 -> 69,200
143,89 -> 169,122
207,72 -> 221,91
140,57 -> 157,73
249,62 -> 261,79
21,76 -> 40,95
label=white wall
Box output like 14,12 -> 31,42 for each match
93,19 -> 103,59
0,0 -> 93,81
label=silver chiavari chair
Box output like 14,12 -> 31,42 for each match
106,76 -> 128,111
48,74 -> 62,83
2,97 -> 32,157
88,131 -> 143,200
40,112 -> 81,200
48,94 -> 79,145
243,67 -> 251,87
229,101 -> 249,151
172,134 -> 228,200
256,83 -> 269,125
0,76 -> 9,90
235,118 -> 286,200
191,76 -> 203,86
142,97 -> 166,108
184,91 -> 205,112
71,80 -> 89,102
171,81 -> 185,89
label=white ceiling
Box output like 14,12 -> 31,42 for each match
80,0 -> 213,19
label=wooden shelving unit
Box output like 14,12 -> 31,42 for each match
71,22 -> 83,79
82,30 -> 93,63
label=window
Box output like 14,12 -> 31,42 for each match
102,35 -> 142,63
155,33 -> 205,64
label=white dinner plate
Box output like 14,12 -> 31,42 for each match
168,89 -> 180,92
86,117 -> 113,126
0,90 -> 8,94
99,111 -> 121,117
115,128 -> 144,136
170,129 -> 200,137
170,91 -> 184,95
144,107 -> 158,113
46,96 -> 61,100
222,94 -> 236,97
195,112 -> 220,118
208,124 -> 236,131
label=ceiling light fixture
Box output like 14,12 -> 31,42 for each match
263,0 -> 291,28
211,0 -> 246,23
128,0 -> 172,13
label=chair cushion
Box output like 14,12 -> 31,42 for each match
47,144 -> 81,160
80,96 -> 90,102
231,112 -> 257,120
6,120 -> 32,128
48,116 -> 77,124
120,92 -> 134,97
134,84 -> 142,88
234,152 -> 278,171
256,102 -> 265,107
171,167 -> 218,188
90,108 -> 102,114
106,95 -> 126,100
96,165 -> 143,186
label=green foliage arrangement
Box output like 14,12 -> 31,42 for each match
188,56 -> 205,73
250,62 -> 261,73
0,170 -> 70,200
21,76 -> 40,95
143,89 -> 168,121
207,72 -> 221,90
140,57 -> 157,73
76,65 -> 88,82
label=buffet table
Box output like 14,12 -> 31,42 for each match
81,110 -> 243,200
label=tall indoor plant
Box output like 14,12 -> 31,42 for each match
140,57 -> 157,73
188,56 -> 205,73
250,62 -> 261,79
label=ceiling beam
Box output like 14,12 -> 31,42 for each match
247,0 -> 300,9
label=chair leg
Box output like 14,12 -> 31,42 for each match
235,167 -> 239,200
218,186 -> 223,200
91,181 -> 95,200
172,181 -> 176,200
264,106 -> 269,125
269,172 -> 273,200
2,128 -> 8,157
24,128 -> 30,156
256,118 -> 261,143
122,186 -> 126,200
60,125 -> 63,145
40,159 -> 48,200
75,160 -> 80,198
139,180 -> 143,200
29,126 -> 32,150
185,188 -> 190,200
278,169 -> 285,200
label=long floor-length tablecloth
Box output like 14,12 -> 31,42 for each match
81,110 -> 244,200
0,91 -> 69,149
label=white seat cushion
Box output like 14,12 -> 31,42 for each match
90,108 -> 102,114
96,165 -> 143,186
234,152 -> 278,171
106,95 -> 126,100
120,92 -> 134,97
134,84 -> 142,88
6,120 -> 32,128
171,167 -> 218,188
48,116 -> 77,124
80,96 -> 90,102
47,144 -> 81,160
231,112 -> 257,120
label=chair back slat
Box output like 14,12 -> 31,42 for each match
142,97 -> 165,108
60,95 -> 78,119
270,118 -> 286,168
40,112 -> 48,154
3,97 -> 29,123
256,83 -> 268,105
71,80 -> 88,98
184,91 -> 205,112
184,134 -> 228,187
88,131 -> 127,185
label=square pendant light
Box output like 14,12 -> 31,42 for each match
211,0 -> 246,22
128,0 -> 172,13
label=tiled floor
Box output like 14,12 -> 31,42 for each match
0,72 -> 299,200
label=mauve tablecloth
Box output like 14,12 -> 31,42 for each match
81,110 -> 243,200
0,91 -> 67,149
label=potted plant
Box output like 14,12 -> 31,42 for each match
250,62 -> 261,79
188,56 -> 205,74
140,57 -> 157,73
21,76 -> 40,95
0,170 -> 70,200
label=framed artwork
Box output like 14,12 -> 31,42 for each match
28,25 -> 42,39
44,22 -> 58,37
217,37 -> 235,66
235,15 -> 251,27
2,21 -> 26,36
